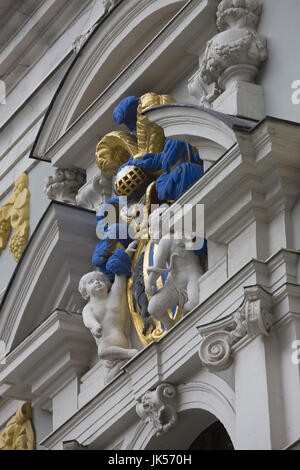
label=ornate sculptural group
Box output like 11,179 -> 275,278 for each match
44,168 -> 86,205
79,92 -> 207,381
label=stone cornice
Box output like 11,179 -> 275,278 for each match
0,311 -> 94,410
0,202 -> 96,352
159,118 -> 300,243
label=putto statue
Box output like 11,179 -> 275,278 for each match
79,248 -> 138,383
146,233 -> 205,331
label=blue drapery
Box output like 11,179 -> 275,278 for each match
113,96 -> 139,134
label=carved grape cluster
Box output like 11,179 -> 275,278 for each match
0,218 -> 10,249
9,232 -> 27,262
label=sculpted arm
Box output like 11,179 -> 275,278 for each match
82,304 -> 102,338
107,241 -> 137,309
108,274 -> 127,310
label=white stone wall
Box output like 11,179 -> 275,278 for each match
0,0 -> 104,293
258,0 -> 300,123
0,0 -> 300,451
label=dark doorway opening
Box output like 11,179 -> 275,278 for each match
188,421 -> 234,450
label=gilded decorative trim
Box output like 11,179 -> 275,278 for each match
135,93 -> 175,158
95,93 -> 175,178
0,403 -> 35,450
0,173 -> 30,262
96,131 -> 138,176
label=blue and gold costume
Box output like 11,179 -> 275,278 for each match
92,93 -> 206,284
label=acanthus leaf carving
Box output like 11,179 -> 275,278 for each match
198,286 -> 272,372
136,383 -> 178,437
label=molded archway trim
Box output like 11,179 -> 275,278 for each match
124,374 -> 236,450
143,103 -> 256,150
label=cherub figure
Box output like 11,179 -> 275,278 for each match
145,233 -> 204,330
79,265 -> 138,382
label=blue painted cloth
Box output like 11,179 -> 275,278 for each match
92,223 -> 132,265
116,139 -> 203,200
113,96 -> 139,134
92,239 -> 113,267
156,161 -> 204,201
106,248 -> 132,278
117,139 -> 201,174
195,238 -> 208,256
93,243 -> 132,281
98,264 -> 115,283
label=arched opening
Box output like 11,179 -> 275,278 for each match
188,421 -> 234,450
145,409 -> 234,451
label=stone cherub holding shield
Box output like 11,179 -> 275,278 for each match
145,206 -> 206,331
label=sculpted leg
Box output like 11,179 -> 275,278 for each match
98,344 -> 138,361
182,278 -> 200,316
148,288 -> 178,330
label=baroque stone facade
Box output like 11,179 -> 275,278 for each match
0,0 -> 300,452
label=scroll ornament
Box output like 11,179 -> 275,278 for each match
0,173 -> 30,262
136,383 -> 178,437
198,287 -> 272,371
0,402 -> 35,450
